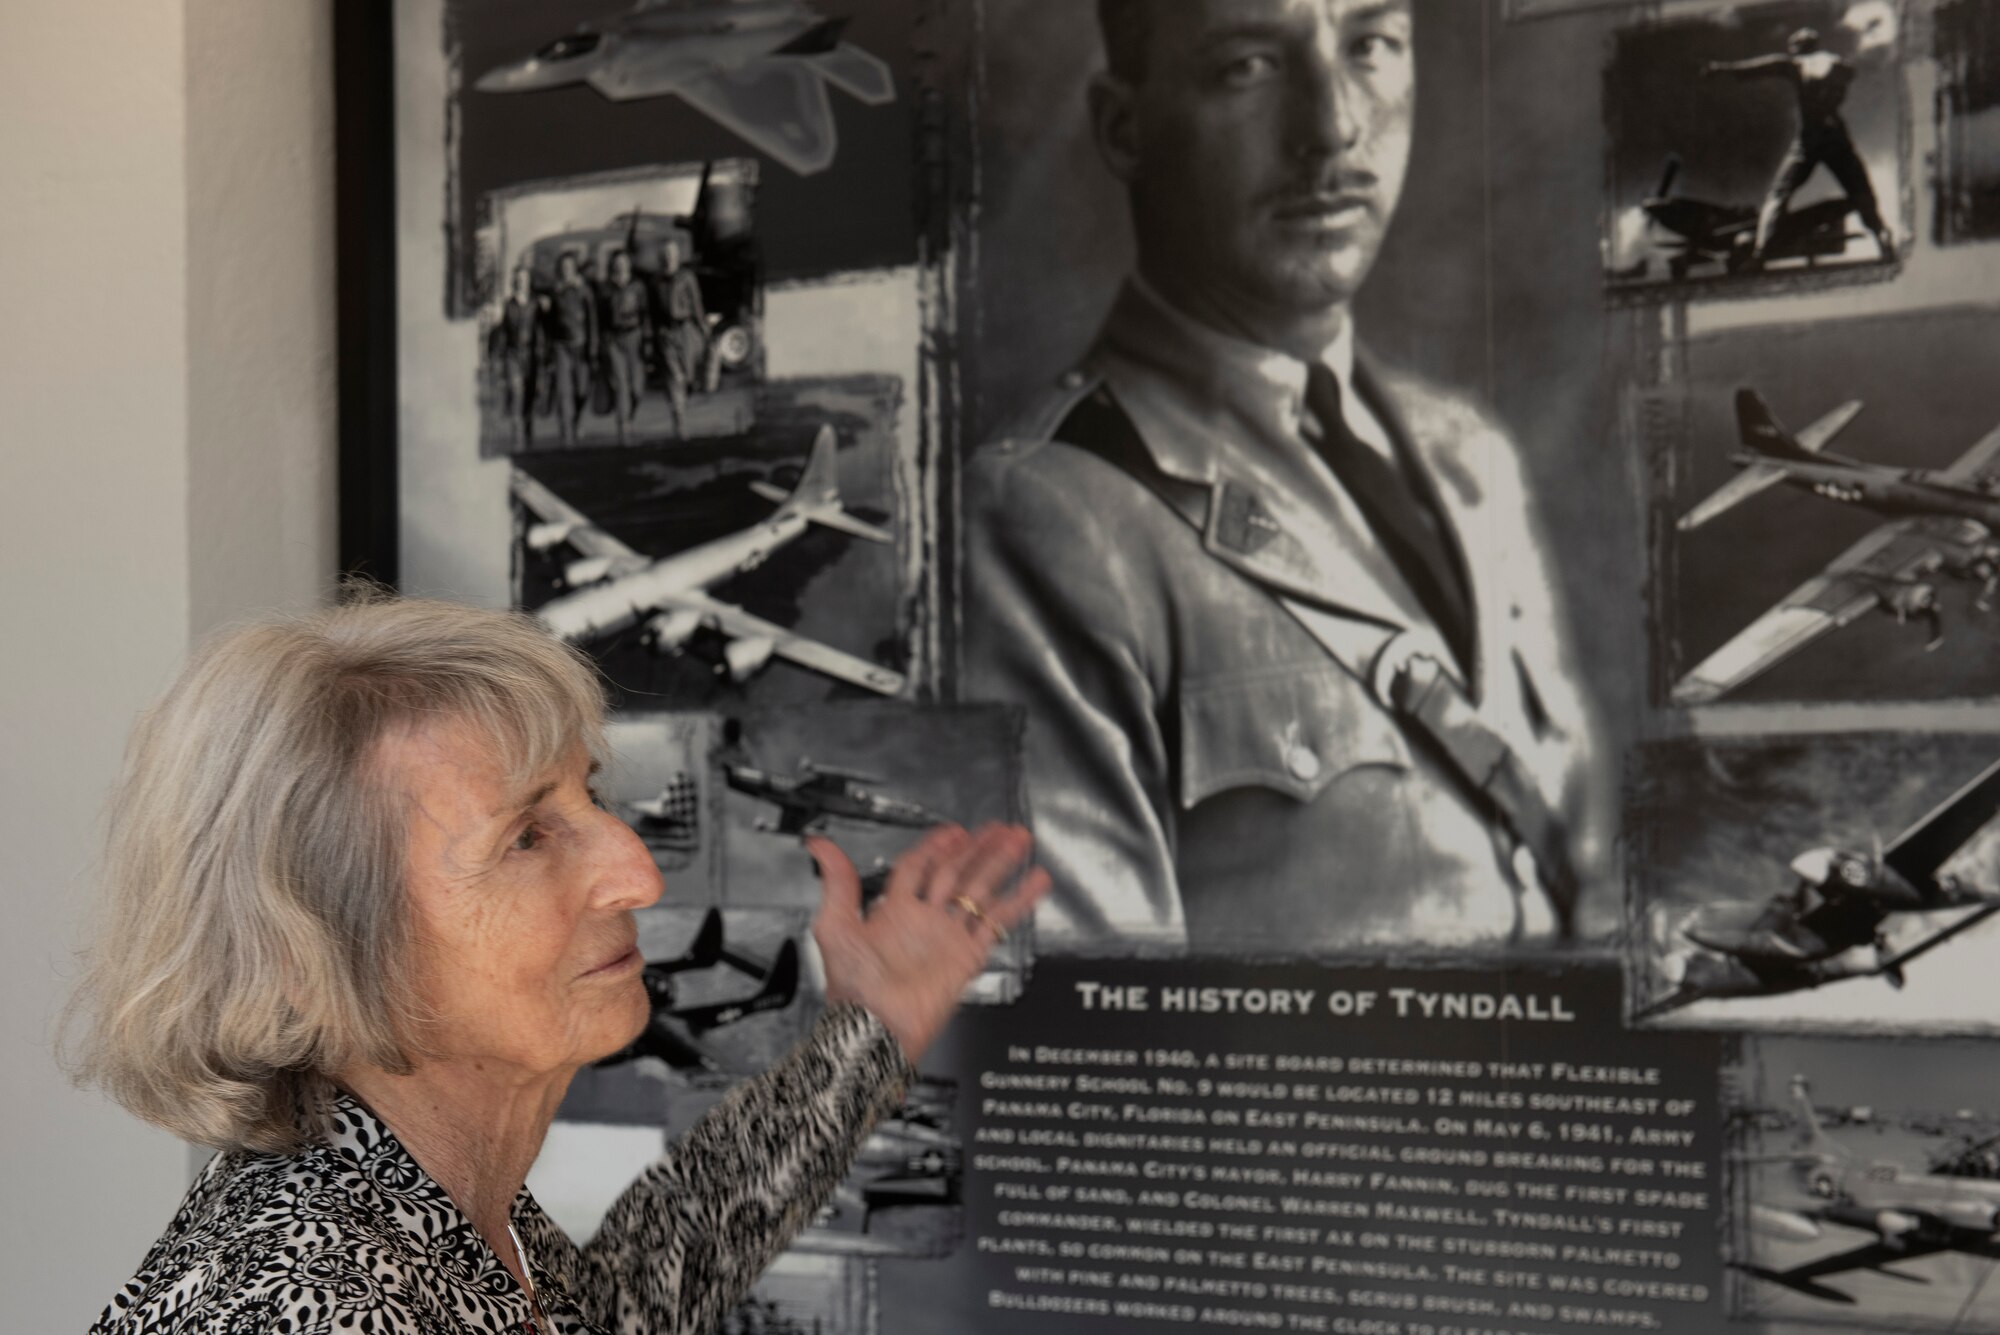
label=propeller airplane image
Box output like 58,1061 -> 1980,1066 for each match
1634,154 -> 1863,282
725,758 -> 947,836
1636,756 -> 2000,1021
1673,388 -> 2000,706
594,908 -> 801,1074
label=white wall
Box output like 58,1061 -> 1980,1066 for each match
0,2 -> 336,1327
187,0 -> 338,639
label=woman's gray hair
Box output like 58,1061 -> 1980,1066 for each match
66,591 -> 606,1152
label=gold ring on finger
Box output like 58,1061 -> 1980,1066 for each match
951,893 -> 1007,943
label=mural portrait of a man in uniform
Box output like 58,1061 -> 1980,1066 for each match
963,0 -> 1608,956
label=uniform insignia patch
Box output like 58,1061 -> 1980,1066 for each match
1215,484 -> 1283,556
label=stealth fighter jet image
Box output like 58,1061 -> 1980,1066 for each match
475,0 -> 895,176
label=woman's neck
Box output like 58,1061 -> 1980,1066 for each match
340,1060 -> 571,1293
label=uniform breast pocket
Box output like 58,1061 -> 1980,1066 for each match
1177,662 -> 1411,809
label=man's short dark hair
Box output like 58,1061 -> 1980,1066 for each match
1097,0 -> 1150,83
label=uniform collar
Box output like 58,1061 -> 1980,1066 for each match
1089,278 -> 1433,637
1109,276 -> 1363,477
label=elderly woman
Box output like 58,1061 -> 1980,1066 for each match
74,595 -> 1046,1335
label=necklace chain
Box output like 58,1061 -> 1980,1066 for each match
506,1222 -> 547,1335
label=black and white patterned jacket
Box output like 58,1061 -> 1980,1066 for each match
91,1003 -> 911,1335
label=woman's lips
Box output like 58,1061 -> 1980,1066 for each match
583,943 -> 643,979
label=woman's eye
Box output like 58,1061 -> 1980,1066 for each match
512,824 -> 543,853
588,786 -> 609,812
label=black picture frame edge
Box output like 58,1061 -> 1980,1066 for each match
336,0 -> 400,587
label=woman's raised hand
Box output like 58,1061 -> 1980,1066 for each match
808,824 -> 1050,1064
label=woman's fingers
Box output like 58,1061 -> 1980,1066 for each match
943,869 -> 1050,951
868,820 -> 1046,945
881,822 -> 968,904
934,823 -> 1034,910
804,835 -> 863,930
915,824 -> 1042,947
816,822 -> 1051,1066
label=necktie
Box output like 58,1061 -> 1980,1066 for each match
1304,363 -> 1475,675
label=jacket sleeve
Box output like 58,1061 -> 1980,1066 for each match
960,441 -> 1185,950
574,1002 -> 913,1335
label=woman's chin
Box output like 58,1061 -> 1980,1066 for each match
565,986 -> 655,1072
606,982 -> 654,1055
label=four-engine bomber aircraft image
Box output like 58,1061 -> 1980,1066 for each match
1673,388 -> 2000,705
726,759 -> 947,836
514,426 -> 905,695
474,0 -> 895,176
1636,756 -> 2000,1021
1740,1075 -> 2000,1305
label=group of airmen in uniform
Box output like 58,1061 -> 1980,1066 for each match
488,236 -> 720,448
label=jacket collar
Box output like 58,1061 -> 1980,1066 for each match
1088,280 -> 1437,639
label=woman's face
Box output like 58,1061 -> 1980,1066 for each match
383,719 -> 662,1079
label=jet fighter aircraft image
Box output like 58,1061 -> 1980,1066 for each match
514,425 -> 905,695
1635,756 -> 2000,1021
1632,155 -> 1862,282
1672,388 -> 2000,705
726,759 -> 947,836
596,908 -> 800,1074
474,0 -> 895,176
1738,1075 -> 2000,1306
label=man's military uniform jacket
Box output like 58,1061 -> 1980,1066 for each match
963,281 -> 1605,954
